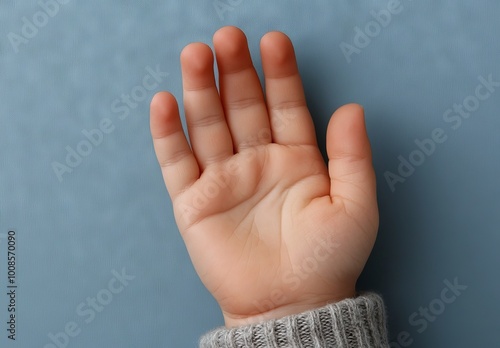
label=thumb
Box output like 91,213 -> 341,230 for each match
326,104 -> 377,209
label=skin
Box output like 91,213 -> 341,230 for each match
150,26 -> 379,327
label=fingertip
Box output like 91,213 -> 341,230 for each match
327,103 -> 371,161
213,26 -> 246,47
334,103 -> 365,119
180,42 -> 214,75
150,91 -> 181,139
260,30 -> 291,49
328,103 -> 366,133
151,91 -> 174,111
213,26 -> 251,73
260,31 -> 298,78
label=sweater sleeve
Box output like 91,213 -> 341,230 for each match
199,293 -> 389,348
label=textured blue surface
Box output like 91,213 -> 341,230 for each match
0,1 -> 499,347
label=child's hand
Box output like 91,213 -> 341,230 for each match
150,26 -> 378,327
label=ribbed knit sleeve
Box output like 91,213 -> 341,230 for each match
200,293 -> 388,348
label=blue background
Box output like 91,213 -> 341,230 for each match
0,1 -> 499,347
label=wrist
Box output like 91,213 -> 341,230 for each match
201,293 -> 389,348
222,287 -> 356,327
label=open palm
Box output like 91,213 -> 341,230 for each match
150,27 -> 378,327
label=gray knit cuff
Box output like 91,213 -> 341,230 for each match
200,293 -> 388,348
